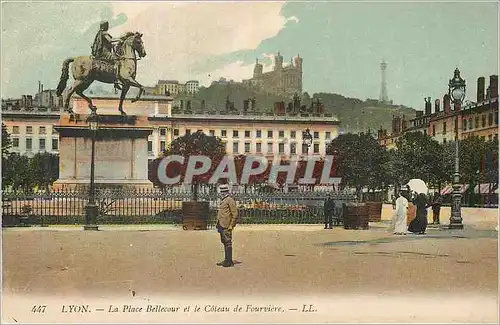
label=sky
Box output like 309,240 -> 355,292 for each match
1,1 -> 498,109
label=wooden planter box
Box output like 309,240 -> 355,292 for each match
366,201 -> 383,222
343,203 -> 369,230
182,201 -> 209,230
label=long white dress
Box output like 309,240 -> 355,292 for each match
392,195 -> 408,234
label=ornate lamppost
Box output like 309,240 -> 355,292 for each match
84,113 -> 99,231
302,128 -> 313,148
448,67 -> 465,229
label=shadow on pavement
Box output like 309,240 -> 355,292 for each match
320,226 -> 498,248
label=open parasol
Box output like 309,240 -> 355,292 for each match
406,179 -> 428,194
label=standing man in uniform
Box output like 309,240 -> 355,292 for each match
216,184 -> 238,267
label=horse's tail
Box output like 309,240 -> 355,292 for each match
56,57 -> 75,97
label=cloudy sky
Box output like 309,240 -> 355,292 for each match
1,1 -> 498,109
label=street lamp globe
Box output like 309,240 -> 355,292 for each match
451,87 -> 465,103
448,67 -> 466,104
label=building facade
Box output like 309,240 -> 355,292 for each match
378,74 -> 499,148
2,95 -> 340,164
153,80 -> 199,96
2,111 -> 61,157
243,52 -> 303,98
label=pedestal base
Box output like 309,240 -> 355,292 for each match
53,114 -> 154,191
52,179 -> 154,191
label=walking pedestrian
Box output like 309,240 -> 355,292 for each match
390,186 -> 409,235
408,192 -> 429,235
216,184 -> 238,267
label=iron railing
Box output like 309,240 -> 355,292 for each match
2,186 -> 357,227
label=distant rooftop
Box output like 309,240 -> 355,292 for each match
157,80 -> 179,84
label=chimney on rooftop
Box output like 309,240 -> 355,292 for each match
424,97 -> 431,115
477,77 -> 485,103
490,75 -> 498,99
434,99 -> 440,113
443,94 -> 451,114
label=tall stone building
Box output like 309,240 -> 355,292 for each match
243,52 -> 303,97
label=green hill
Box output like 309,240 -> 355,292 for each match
174,83 -> 416,133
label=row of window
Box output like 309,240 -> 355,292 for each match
10,125 -> 56,135
148,141 -> 321,155
463,112 -> 498,132
431,112 -> 498,136
169,128 -> 331,139
11,138 -> 59,151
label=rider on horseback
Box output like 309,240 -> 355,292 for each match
91,21 -> 122,90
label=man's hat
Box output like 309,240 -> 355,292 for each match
219,184 -> 229,193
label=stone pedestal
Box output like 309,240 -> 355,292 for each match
53,113 -> 154,190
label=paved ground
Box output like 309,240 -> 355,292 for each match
2,205 -> 498,323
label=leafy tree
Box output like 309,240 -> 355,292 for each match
162,131 -> 226,200
3,153 -> 34,192
30,152 -> 59,191
391,131 -> 443,189
440,137 -> 498,198
2,123 -> 11,159
326,132 -> 388,196
2,123 -> 13,190
483,139 -> 498,187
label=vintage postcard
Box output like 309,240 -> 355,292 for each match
1,0 -> 499,323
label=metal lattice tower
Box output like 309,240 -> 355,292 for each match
379,59 -> 389,103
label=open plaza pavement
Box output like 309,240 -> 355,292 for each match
2,204 -> 499,323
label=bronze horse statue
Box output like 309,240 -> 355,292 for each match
56,32 -> 146,115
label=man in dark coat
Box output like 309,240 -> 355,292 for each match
323,195 -> 336,229
431,192 -> 442,224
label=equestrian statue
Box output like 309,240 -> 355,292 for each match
56,21 -> 147,115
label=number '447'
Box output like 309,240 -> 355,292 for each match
31,305 -> 47,313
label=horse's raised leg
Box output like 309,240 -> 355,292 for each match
74,80 -> 95,114
121,77 -> 144,103
132,87 -> 144,103
64,80 -> 84,114
118,84 -> 130,115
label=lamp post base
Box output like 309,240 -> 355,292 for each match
84,203 -> 99,231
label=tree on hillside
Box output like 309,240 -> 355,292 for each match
326,133 -> 388,196
161,131 -> 226,200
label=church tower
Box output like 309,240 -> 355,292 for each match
294,54 -> 303,72
274,51 -> 283,71
253,58 -> 263,78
